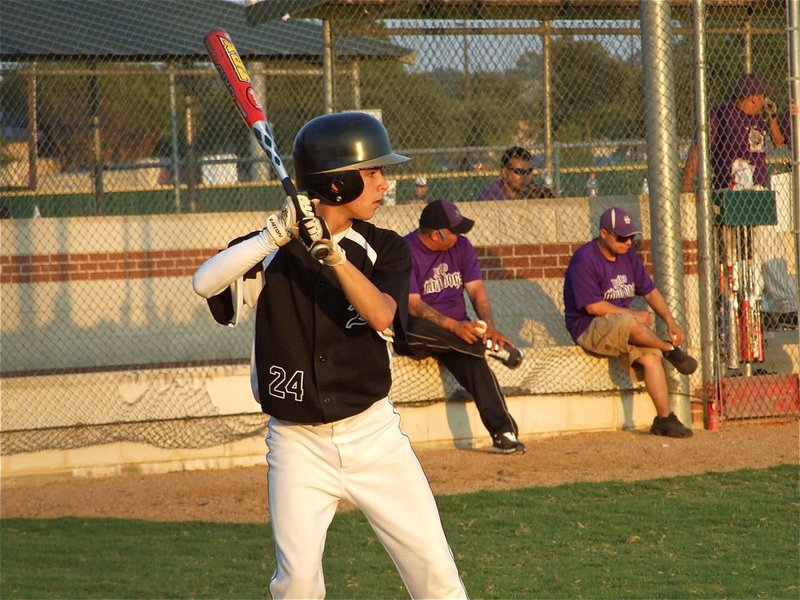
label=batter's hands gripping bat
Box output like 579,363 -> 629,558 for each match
203,29 -> 329,260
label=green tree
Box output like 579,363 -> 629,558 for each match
516,37 -> 643,151
1,62 -> 173,170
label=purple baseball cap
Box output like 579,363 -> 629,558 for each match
599,207 -> 641,237
419,200 -> 474,234
731,72 -> 771,100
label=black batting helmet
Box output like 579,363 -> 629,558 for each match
292,112 -> 409,205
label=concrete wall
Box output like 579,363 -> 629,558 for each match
2,195 -> 697,371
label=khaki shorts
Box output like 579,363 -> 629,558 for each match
576,313 -> 662,382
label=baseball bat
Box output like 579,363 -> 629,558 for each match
714,227 -> 729,362
752,284 -> 765,362
724,226 -> 740,370
739,226 -> 764,363
739,284 -> 755,362
203,29 -> 329,260
748,227 -> 765,362
749,262 -> 765,362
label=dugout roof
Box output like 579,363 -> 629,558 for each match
245,0 -> 781,23
0,0 -> 414,63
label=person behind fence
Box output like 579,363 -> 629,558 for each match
476,145 -> 553,200
192,112 -> 466,599
681,73 -> 799,330
681,72 -> 796,193
394,199 -> 526,454
409,175 -> 430,205
563,207 -> 697,439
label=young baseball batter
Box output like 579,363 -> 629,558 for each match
193,112 -> 466,599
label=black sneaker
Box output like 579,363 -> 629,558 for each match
487,345 -> 524,369
650,412 -> 693,438
662,345 -> 698,375
492,431 -> 526,454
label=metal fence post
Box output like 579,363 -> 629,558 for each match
88,63 -> 104,215
543,20 -> 553,181
691,0 -> 719,428
323,19 -> 335,113
26,62 -> 38,191
788,0 -> 800,350
168,62 -> 182,213
640,0 -> 691,422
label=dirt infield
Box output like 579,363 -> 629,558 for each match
1,422 -> 797,523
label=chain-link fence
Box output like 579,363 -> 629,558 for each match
1,0 -> 797,456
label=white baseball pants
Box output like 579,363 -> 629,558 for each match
266,397 -> 467,599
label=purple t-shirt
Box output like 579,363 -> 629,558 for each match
475,179 -> 506,200
709,101 -> 769,190
404,231 -> 482,321
563,239 -> 655,342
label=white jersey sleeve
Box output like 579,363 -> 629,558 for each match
192,229 -> 273,298
193,230 -> 274,328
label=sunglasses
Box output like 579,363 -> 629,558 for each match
612,232 -> 637,243
506,167 -> 533,176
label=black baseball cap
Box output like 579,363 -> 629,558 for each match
419,200 -> 474,234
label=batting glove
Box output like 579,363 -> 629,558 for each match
763,97 -> 778,121
261,210 -> 292,253
283,194 -> 315,239
298,213 -> 329,247
315,238 -> 347,267
298,215 -> 346,266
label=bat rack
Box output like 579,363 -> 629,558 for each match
712,189 -> 777,378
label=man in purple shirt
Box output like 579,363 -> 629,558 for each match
682,72 -> 795,192
563,207 -> 697,438
476,146 -> 553,200
397,200 -> 526,454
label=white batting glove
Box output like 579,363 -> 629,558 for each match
261,210 -> 292,254
315,238 -> 347,267
282,194 -> 315,239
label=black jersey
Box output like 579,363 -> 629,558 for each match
246,220 -> 409,423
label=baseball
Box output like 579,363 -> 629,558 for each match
474,320 -> 487,335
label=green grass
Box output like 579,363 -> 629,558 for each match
2,465 -> 797,599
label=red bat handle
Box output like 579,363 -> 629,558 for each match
204,29 -> 329,261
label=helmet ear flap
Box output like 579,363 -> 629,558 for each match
306,171 -> 363,205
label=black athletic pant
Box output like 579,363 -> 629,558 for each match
395,316 -> 518,438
